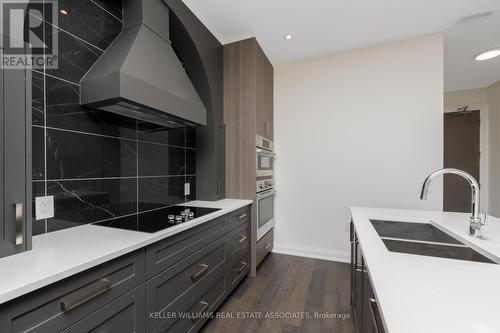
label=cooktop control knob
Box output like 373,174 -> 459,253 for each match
175,215 -> 182,224
188,212 -> 195,220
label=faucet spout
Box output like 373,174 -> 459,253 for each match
420,168 -> 483,236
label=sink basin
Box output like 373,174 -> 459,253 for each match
370,219 -> 497,264
382,239 -> 495,264
370,219 -> 463,245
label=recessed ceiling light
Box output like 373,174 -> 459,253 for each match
285,35 -> 292,40
475,48 -> 500,61
60,9 -> 68,15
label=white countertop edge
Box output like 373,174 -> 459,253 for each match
0,199 -> 252,304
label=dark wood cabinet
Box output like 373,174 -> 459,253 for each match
256,42 -> 274,140
0,50 -> 32,258
224,37 -> 274,275
350,221 -> 386,333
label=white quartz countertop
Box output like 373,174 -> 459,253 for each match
0,199 -> 252,304
350,207 -> 500,333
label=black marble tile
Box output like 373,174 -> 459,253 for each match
186,149 -> 196,175
46,27 -> 102,84
32,181 -> 46,220
138,142 -> 186,177
137,123 -> 185,147
45,75 -> 136,138
186,127 -> 197,148
32,126 -> 45,180
47,178 -> 137,225
92,0 -> 122,20
46,128 -> 137,179
186,175 -> 196,202
56,0 -> 122,50
33,220 -> 47,236
32,71 -> 45,126
138,176 -> 185,212
47,218 -> 84,233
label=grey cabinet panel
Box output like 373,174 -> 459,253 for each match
0,46 -> 32,258
164,0 -> 225,201
227,249 -> 249,292
158,275 -> 226,333
227,222 -> 250,258
0,250 -> 145,333
61,285 -> 146,333
145,216 -> 227,279
146,237 -> 226,332
227,206 -> 250,232
351,222 -> 386,333
256,228 -> 273,266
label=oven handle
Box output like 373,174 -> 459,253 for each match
257,189 -> 275,199
256,148 -> 275,157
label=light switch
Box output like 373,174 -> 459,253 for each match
35,196 -> 54,220
184,183 -> 190,196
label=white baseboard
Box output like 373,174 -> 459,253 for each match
272,244 -> 350,263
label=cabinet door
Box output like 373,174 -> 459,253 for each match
0,47 -> 32,258
61,285 -> 146,333
256,42 -> 273,141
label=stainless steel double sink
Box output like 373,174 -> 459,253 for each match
370,219 -> 496,264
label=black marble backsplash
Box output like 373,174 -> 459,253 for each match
32,0 -> 197,235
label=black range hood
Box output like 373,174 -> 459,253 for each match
80,0 -> 207,128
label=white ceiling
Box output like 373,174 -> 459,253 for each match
444,9 -> 500,92
182,0 -> 499,65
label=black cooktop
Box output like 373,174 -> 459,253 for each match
93,206 -> 221,233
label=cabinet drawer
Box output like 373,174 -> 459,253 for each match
227,206 -> 250,232
228,249 -> 249,291
146,216 -> 227,279
146,237 -> 226,332
61,285 -> 146,333
153,274 -> 226,333
256,228 -> 274,266
227,222 -> 250,259
0,250 -> 145,333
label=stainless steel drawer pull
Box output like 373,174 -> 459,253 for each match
191,264 -> 209,282
238,213 -> 247,220
265,242 -> 271,250
14,203 -> 23,245
191,301 -> 209,323
236,261 -> 248,273
60,278 -> 112,311
238,235 -> 247,244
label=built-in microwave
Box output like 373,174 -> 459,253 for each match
256,135 -> 274,177
256,188 -> 274,241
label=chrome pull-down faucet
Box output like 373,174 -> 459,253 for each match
420,168 -> 484,236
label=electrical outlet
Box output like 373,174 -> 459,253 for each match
35,196 -> 54,220
184,183 -> 190,196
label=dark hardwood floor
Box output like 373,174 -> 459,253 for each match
201,253 -> 355,333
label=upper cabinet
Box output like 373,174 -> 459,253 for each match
0,52 -> 32,258
256,43 -> 274,141
164,0 -> 225,201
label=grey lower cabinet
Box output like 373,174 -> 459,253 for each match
350,221 -> 386,333
0,205 -> 251,333
0,48 -> 32,258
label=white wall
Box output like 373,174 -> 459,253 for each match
488,80 -> 500,217
273,33 -> 444,262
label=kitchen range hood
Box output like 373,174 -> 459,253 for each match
80,0 -> 206,127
